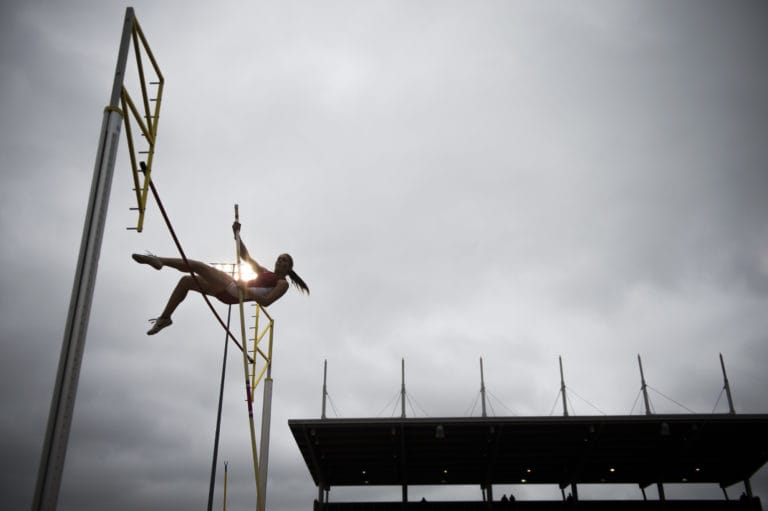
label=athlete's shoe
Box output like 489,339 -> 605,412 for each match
132,253 -> 163,270
147,317 -> 172,335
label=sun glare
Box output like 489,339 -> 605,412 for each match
211,262 -> 258,282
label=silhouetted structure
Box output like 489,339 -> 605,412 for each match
290,414 -> 768,510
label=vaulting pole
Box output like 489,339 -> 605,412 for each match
31,9 -> 134,511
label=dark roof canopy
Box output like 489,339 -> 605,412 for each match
289,414 -> 768,489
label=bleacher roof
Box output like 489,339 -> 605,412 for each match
289,414 -> 768,489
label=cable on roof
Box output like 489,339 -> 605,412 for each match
712,387 -> 726,414
486,389 -> 517,416
647,385 -> 696,414
567,386 -> 607,416
406,392 -> 430,417
375,390 -> 400,418
326,392 -> 342,418
464,391 -> 481,417
547,390 -> 561,416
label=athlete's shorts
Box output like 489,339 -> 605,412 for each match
214,282 -> 271,305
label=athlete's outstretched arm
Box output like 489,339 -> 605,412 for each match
232,222 -> 267,273
254,280 -> 289,306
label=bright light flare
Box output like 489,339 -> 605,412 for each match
211,262 -> 258,282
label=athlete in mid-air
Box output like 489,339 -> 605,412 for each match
132,221 -> 309,335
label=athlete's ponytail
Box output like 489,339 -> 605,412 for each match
282,253 -> 310,295
288,269 -> 310,295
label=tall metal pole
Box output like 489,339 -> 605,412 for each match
223,462 -> 229,511
400,359 -> 406,419
31,9 -> 134,511
638,354 -> 652,415
207,300 -> 233,511
559,356 -> 569,417
480,358 -> 487,418
321,360 -> 328,419
719,353 -> 736,414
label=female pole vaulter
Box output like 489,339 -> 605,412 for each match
132,221 -> 309,335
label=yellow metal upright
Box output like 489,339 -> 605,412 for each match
207,256 -> 276,511
118,15 -> 165,233
250,303 -> 275,395
233,206 -> 278,511
234,206 -> 262,509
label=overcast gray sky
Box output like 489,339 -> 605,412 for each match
2,1 -> 768,510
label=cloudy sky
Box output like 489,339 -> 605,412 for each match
2,1 -> 768,509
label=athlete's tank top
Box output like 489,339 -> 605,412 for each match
246,271 -> 278,289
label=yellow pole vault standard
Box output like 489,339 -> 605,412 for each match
119,15 -> 165,233
250,305 -> 275,396
234,205 -> 262,509
244,255 -> 276,511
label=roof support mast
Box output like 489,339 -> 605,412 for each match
400,358 -> 408,503
401,358 -> 406,419
719,353 -> 736,415
638,354 -> 652,416
480,358 -> 487,418
559,356 -> 576,500
559,356 -> 569,417
719,353 -> 752,497
321,359 -> 328,420
637,355 -> 666,501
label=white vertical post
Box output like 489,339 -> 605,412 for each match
31,9 -> 134,511
258,377 -> 273,511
